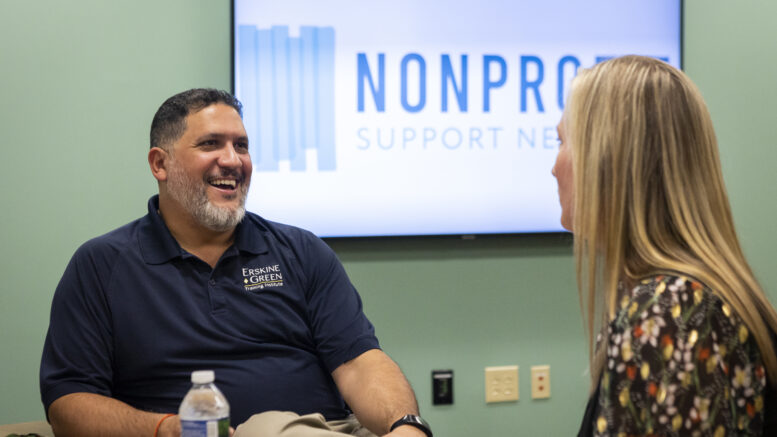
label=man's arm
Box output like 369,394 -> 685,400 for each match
331,349 -> 426,437
48,393 -> 180,437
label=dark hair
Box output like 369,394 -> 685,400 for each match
150,88 -> 243,150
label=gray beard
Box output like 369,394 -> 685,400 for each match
166,160 -> 248,232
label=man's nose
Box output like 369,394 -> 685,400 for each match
218,144 -> 242,168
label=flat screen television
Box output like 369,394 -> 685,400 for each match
232,0 -> 682,238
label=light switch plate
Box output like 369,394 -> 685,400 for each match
432,369 -> 453,405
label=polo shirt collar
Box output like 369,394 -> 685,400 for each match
138,195 -> 268,265
233,212 -> 269,255
138,195 -> 182,264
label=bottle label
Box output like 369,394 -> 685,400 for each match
181,417 -> 230,437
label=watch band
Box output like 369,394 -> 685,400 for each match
390,414 -> 433,437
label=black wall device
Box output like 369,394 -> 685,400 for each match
432,370 -> 453,405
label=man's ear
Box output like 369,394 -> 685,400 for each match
148,147 -> 169,182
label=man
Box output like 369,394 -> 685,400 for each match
40,89 -> 432,437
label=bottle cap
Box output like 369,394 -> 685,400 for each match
191,370 -> 215,384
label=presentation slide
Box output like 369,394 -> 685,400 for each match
234,0 -> 681,237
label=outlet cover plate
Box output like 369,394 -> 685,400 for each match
530,365 -> 551,399
485,365 -> 519,403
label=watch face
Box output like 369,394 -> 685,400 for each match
392,415 -> 432,437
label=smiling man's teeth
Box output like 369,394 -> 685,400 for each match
211,179 -> 236,188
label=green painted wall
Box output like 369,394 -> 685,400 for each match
1,1 -> 775,435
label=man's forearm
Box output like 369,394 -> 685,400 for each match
332,349 -> 422,436
48,392 -> 180,437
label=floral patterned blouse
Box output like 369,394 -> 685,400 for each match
592,274 -> 768,436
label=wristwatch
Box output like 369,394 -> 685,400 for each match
390,414 -> 433,437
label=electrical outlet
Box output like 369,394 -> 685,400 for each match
485,365 -> 519,403
531,365 -> 551,399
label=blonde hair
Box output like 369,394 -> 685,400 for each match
565,55 -> 777,389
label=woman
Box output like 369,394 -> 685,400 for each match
552,55 -> 777,436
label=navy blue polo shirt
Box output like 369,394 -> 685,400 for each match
40,196 -> 379,424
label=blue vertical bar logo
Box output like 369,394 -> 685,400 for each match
238,25 -> 336,171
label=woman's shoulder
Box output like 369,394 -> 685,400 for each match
616,273 -> 732,328
608,273 -> 760,373
611,273 -> 753,357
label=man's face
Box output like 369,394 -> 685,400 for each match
164,103 -> 252,231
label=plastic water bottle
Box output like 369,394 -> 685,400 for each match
179,370 -> 230,437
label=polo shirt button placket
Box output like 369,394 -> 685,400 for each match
208,277 -> 226,312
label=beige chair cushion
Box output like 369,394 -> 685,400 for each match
0,421 -> 54,437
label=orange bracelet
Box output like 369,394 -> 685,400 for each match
154,413 -> 176,437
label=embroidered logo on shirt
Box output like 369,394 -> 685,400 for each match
242,264 -> 284,291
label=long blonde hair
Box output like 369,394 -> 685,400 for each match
565,55 -> 777,389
